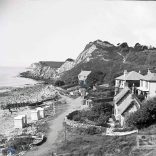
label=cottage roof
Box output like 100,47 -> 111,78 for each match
114,87 -> 130,104
78,70 -> 91,77
116,71 -> 143,81
141,71 -> 156,82
117,94 -> 140,115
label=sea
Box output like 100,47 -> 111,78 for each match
0,66 -> 38,92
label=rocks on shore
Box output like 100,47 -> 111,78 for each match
0,84 -> 59,109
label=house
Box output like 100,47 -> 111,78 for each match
115,70 -> 143,95
78,70 -> 91,90
137,69 -> 156,98
78,70 -> 91,82
114,86 -> 141,127
81,99 -> 93,109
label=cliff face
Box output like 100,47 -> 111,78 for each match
21,39 -> 156,84
21,62 -> 58,80
21,59 -> 75,80
57,59 -> 75,74
61,40 -> 156,84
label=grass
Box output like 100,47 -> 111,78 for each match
56,123 -> 156,155
57,132 -> 137,155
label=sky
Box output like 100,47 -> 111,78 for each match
0,0 -> 156,67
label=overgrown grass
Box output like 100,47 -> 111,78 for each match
57,133 -> 137,155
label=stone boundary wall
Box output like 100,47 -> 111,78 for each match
64,116 -> 106,133
105,128 -> 138,136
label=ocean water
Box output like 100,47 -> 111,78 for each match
0,66 -> 38,90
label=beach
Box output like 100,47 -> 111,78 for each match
0,67 -> 62,155
0,66 -> 82,156
0,82 -> 71,155
24,96 -> 82,156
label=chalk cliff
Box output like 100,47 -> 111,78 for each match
21,39 -> 156,84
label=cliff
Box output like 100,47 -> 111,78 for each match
20,59 -> 75,81
21,39 -> 156,85
60,40 -> 156,84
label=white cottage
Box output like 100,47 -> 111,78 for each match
137,69 -> 156,98
115,70 -> 143,95
114,86 -> 141,127
78,70 -> 91,81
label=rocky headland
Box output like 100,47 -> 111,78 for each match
20,40 -> 156,87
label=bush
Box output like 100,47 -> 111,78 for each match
86,71 -> 106,87
72,113 -> 82,121
67,102 -> 113,127
137,94 -> 145,102
126,97 -> 156,129
54,80 -> 65,86
67,110 -> 80,120
85,127 -> 101,135
96,113 -> 110,127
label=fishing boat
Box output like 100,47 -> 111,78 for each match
31,133 -> 46,146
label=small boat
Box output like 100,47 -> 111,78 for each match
31,133 -> 46,146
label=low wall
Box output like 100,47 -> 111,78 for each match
64,116 -> 106,133
105,128 -> 138,136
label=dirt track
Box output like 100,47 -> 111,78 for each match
24,96 -> 82,156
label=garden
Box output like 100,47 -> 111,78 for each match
125,97 -> 156,130
67,102 -> 113,127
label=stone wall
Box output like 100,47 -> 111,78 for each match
64,116 -> 106,134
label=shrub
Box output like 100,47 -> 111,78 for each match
67,102 -> 113,127
86,71 -> 106,87
126,97 -> 156,129
72,113 -> 82,121
67,110 -> 80,120
91,102 -> 113,117
96,113 -> 110,127
54,80 -> 65,86
137,94 -> 145,102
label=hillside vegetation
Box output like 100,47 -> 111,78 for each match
60,40 -> 156,85
21,40 -> 156,86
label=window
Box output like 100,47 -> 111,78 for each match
145,81 -> 148,89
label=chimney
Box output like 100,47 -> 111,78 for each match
139,70 -> 141,74
147,68 -> 151,75
124,70 -> 128,78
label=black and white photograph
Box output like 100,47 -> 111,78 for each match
0,0 -> 156,155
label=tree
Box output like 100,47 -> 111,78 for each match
126,97 -> 156,129
86,71 -> 105,87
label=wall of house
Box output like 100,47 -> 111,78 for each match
115,79 -> 120,87
78,75 -> 87,81
149,82 -> 156,97
142,80 -> 149,90
115,79 -> 125,89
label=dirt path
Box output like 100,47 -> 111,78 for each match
24,96 -> 82,156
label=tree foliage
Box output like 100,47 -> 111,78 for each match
86,71 -> 106,87
126,97 -> 156,129
67,102 -> 113,127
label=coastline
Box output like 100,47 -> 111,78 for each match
0,82 -> 70,155
0,66 -> 72,155
0,84 -> 58,109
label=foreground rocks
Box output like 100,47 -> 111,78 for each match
0,84 -> 59,109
